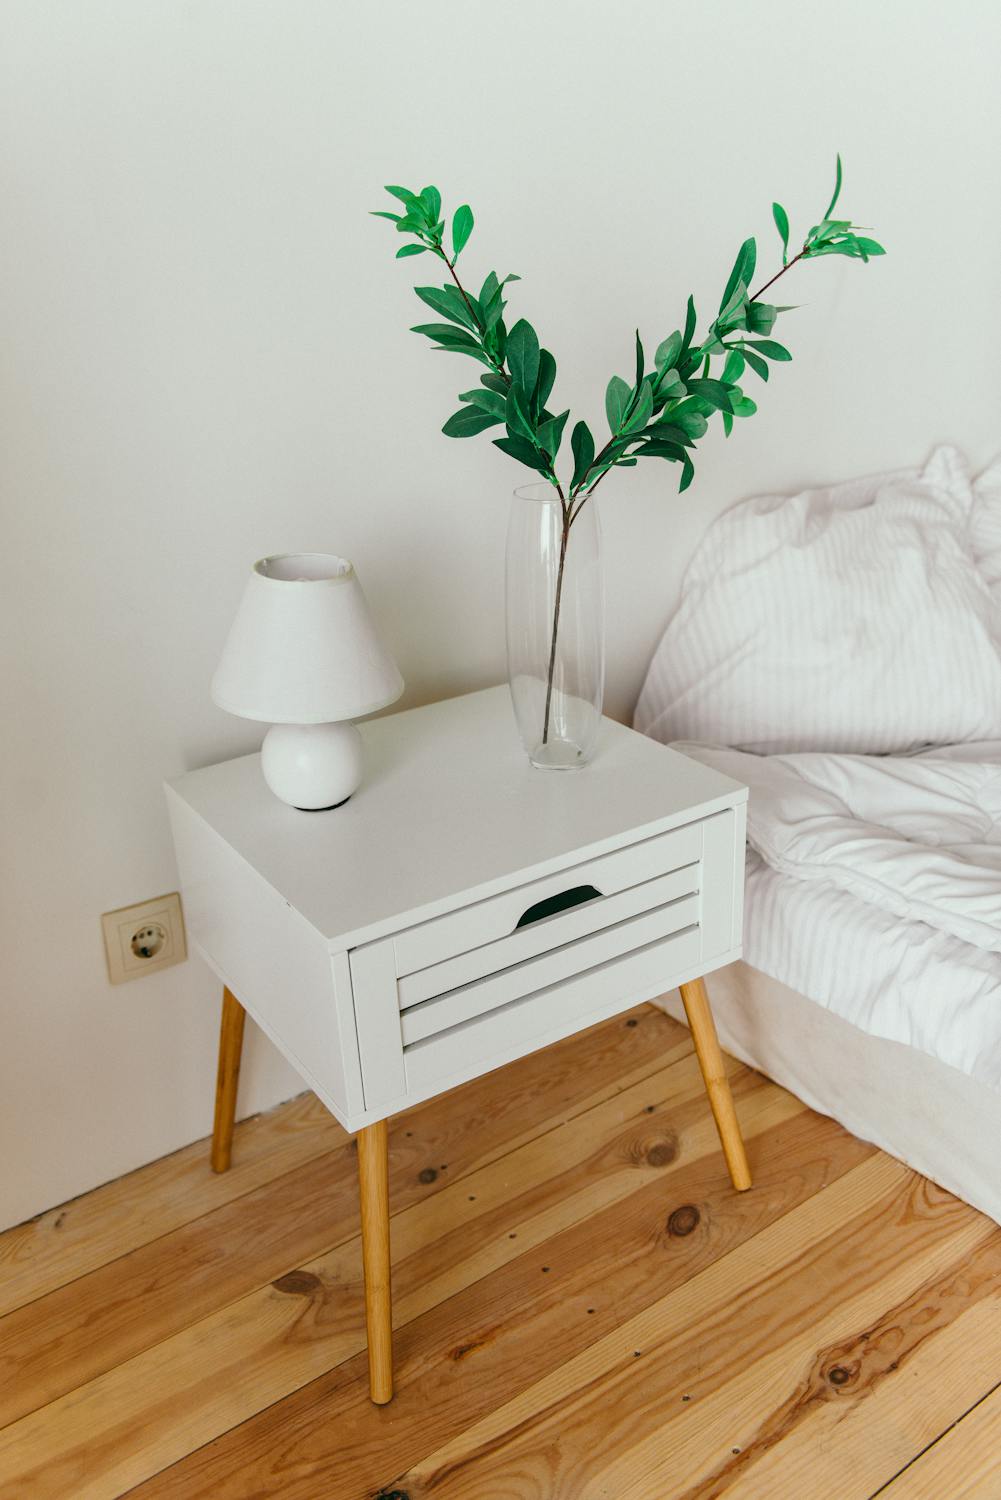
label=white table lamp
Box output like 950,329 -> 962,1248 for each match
211,553 -> 404,810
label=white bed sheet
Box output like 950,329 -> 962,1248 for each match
740,847 -> 1001,1091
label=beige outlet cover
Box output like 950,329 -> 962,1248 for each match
102,892 -> 187,985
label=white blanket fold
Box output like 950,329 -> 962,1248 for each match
680,742 -> 1001,953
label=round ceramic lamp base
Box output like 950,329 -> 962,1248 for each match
260,722 -> 363,810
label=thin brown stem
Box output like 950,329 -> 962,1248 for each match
441,252 -> 484,331
750,248 -> 806,302
541,518 -> 570,745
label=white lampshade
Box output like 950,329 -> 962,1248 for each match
211,554 -> 404,724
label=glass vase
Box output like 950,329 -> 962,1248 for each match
506,483 -> 604,769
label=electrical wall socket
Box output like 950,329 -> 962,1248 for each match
102,892 -> 187,985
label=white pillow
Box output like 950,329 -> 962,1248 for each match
634,446 -> 1001,754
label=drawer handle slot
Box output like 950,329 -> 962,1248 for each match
516,884 -> 602,930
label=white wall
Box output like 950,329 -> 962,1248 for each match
2,0 -> 998,1230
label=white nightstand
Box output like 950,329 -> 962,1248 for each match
166,686 -> 750,1404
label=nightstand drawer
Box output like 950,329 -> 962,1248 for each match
390,819 -> 703,979
396,862 -> 700,1012
349,808 -> 742,1114
403,924 -> 701,1097
400,886 -> 699,1044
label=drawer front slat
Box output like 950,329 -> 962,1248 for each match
403,925 -> 702,1095
391,820 -> 704,978
400,893 -> 699,1045
397,862 -> 700,1010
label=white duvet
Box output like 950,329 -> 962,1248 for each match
684,741 -> 1001,954
679,741 -> 1001,1088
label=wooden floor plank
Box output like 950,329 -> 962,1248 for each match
0,1049 -> 772,1500
0,1089 -> 341,1318
129,1105 -> 871,1498
877,1382 -> 1001,1499
719,1251 -> 1001,1500
0,1007 -> 690,1431
400,1167 -> 998,1500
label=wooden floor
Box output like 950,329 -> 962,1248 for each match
2,1005 -> 1001,1499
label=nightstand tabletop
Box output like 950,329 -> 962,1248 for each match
166,685 -> 746,951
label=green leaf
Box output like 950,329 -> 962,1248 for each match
396,243 -> 427,258
433,345 -> 493,366
410,322 -> 480,348
669,402 -> 709,440
856,237 -> 886,257
685,378 -> 735,412
605,375 -> 631,432
414,284 -> 478,331
721,409 -> 733,438
746,338 -> 791,361
570,421 -> 595,492
731,394 -> 757,418
644,420 -> 694,448
683,295 -> 697,352
655,368 -> 687,403
371,210 -> 402,223
641,440 -> 687,463
723,350 -> 745,383
452,204 -> 474,259
395,213 -> 426,234
492,320 -> 507,364
506,319 -> 541,402
655,331 -> 682,372
740,347 -> 769,381
534,349 -> 556,417
824,152 -> 843,221
442,407 -> 501,437
480,373 -> 510,395
634,330 -> 645,389
493,434 -> 549,473
384,184 -> 424,211
483,298 -> 505,334
537,409 -> 569,460
505,384 -> 536,442
622,382 -> 653,434
458,387 -> 507,418
420,185 -> 441,222
719,238 -> 757,316
772,201 -> 790,265
745,302 -> 777,335
679,455 -> 695,492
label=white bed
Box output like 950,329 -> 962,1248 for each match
636,447 -> 1001,1221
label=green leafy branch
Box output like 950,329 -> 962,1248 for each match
372,184 -> 570,504
372,157 -> 884,528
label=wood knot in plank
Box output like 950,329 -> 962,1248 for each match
667,1204 -> 700,1237
272,1270 -> 321,1297
646,1133 -> 679,1168
418,1167 -> 438,1184
450,1323 -> 500,1362
826,1363 -> 857,1388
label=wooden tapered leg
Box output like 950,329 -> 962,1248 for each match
679,976 -> 752,1192
357,1118 -> 393,1404
210,987 -> 246,1174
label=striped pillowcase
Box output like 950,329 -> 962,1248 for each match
634,446 -> 1001,754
